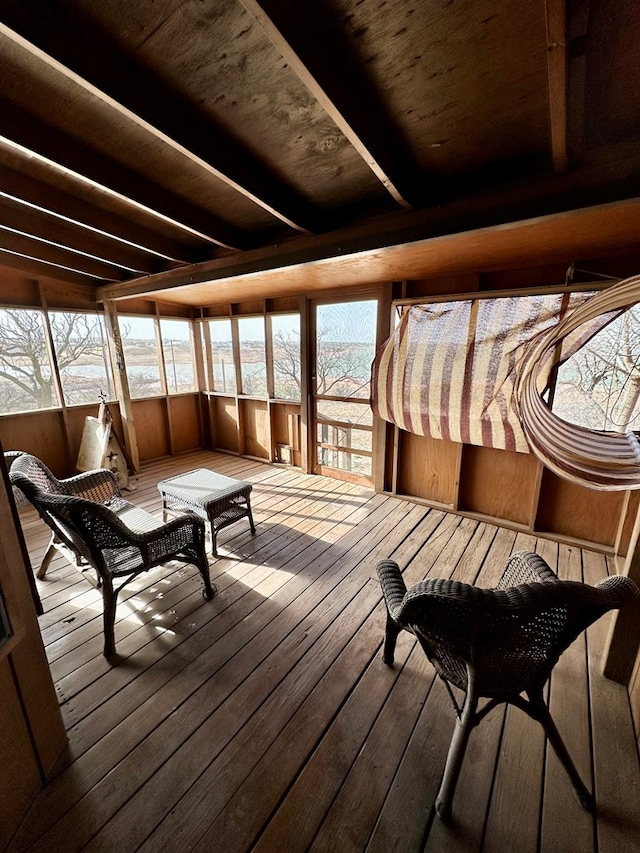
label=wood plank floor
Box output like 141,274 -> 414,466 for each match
8,450 -> 640,853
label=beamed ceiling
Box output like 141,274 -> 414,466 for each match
0,0 -> 639,307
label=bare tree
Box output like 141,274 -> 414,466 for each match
0,309 -> 110,412
272,325 -> 373,399
555,307 -> 640,431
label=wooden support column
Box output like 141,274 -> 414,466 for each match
603,500 -> 640,685
104,301 -> 140,472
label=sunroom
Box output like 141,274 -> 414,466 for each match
1,2 -> 640,851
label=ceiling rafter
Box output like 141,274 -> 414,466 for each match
0,5 -> 321,235
0,197 -> 161,275
0,248 -> 102,287
239,0 -> 426,210
0,227 -> 129,281
0,162 -> 201,264
0,98 -> 247,252
545,0 -> 569,173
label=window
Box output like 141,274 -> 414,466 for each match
207,318 -> 236,394
119,315 -> 162,399
270,313 -> 300,400
553,304 -> 640,432
0,308 -> 58,414
237,316 -> 267,397
160,318 -> 196,394
50,311 -> 115,405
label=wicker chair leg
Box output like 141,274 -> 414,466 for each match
247,497 -> 256,534
196,548 -> 216,600
527,691 -> 594,811
36,537 -> 57,579
382,614 -> 402,665
435,682 -> 478,821
101,579 -> 118,659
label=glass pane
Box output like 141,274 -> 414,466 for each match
315,399 -> 373,426
0,308 -> 58,413
160,319 -> 195,394
119,315 -> 162,399
316,301 -> 377,398
271,314 -> 300,400
50,311 -> 115,405
238,316 -> 267,397
553,305 -> 640,432
316,447 -> 372,477
209,318 -> 236,394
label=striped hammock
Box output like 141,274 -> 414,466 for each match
371,276 -> 640,489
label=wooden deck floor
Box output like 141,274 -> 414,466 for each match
9,450 -> 640,853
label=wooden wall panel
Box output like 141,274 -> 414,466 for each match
131,398 -> 170,461
396,431 -> 459,506
212,396 -> 239,453
617,491 -> 640,558
0,410 -> 71,474
459,445 -> 539,525
240,399 -> 269,460
535,471 -> 624,546
271,402 -> 302,467
0,450 -> 67,846
168,395 -> 202,454
0,660 -> 43,852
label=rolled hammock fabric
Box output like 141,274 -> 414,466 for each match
513,274 -> 640,490
372,275 -> 640,490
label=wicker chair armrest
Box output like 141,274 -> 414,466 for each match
59,468 -> 121,502
497,550 -> 559,589
143,514 -> 206,562
376,559 -> 408,621
594,574 -> 640,606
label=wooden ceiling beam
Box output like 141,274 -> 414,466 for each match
0,6 -> 320,234
0,197 -> 163,275
545,0 -> 569,173
240,0 -> 424,210
0,249 -> 102,288
0,162 -> 202,264
0,98 -> 246,251
0,228 -> 130,281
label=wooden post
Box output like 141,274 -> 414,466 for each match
602,499 -> 640,684
104,301 -> 140,472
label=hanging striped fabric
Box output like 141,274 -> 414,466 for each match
371,276 -> 640,489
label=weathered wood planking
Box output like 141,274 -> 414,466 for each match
9,450 -> 640,853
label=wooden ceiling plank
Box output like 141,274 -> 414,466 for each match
0,98 -> 246,251
0,248 -> 102,288
239,0 -> 423,209
0,5 -> 319,234
545,0 -> 569,173
0,162 -> 202,264
0,228 -> 129,280
0,197 -> 161,275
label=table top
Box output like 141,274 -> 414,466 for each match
157,468 -> 251,506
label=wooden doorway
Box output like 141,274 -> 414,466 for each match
310,296 -> 379,486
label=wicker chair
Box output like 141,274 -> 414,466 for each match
7,451 -> 122,578
376,550 -> 640,821
11,453 -> 215,659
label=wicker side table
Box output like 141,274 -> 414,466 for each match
158,468 -> 255,556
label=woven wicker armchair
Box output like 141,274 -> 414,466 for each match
8,451 -> 122,578
376,550 -> 640,821
11,453 -> 215,659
